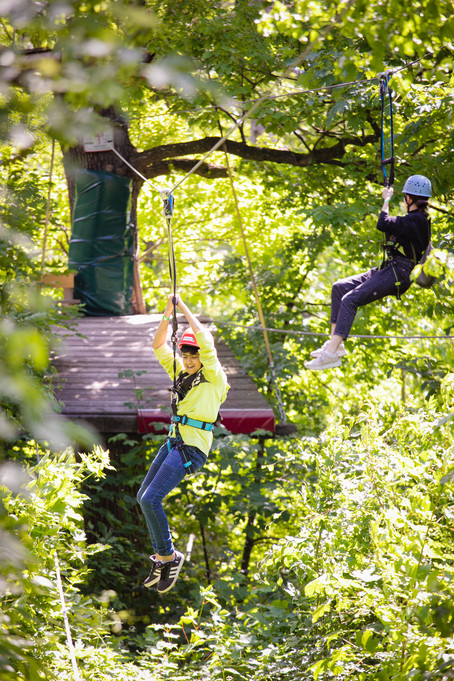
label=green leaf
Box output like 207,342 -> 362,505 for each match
312,600 -> 332,622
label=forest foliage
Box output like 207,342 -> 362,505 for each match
1,0 -> 454,679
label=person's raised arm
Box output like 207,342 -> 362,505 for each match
152,294 -> 175,350
176,297 -> 203,335
381,186 -> 394,214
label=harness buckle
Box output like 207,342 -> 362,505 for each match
171,413 -> 215,432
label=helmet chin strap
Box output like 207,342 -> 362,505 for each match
404,194 -> 414,213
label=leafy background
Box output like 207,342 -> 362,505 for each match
1,1 -> 454,679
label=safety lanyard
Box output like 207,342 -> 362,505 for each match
161,191 -> 179,396
379,72 -> 395,188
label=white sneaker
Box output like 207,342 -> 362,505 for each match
305,349 -> 342,371
310,340 -> 347,359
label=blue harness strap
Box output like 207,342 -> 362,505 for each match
168,414 -> 214,475
379,71 -> 395,188
167,437 -> 193,470
171,415 -> 215,431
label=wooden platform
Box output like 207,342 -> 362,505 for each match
51,315 -> 275,436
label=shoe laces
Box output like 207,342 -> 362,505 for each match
160,555 -> 180,578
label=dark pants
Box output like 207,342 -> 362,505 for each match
331,258 -> 413,340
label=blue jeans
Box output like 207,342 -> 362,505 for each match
331,258 -> 413,339
137,438 -> 206,557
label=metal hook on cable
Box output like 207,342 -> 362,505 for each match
160,189 -> 174,221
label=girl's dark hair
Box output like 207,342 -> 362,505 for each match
180,344 -> 200,355
407,194 -> 429,212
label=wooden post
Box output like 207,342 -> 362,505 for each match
40,273 -> 80,305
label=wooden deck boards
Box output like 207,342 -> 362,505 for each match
52,314 -> 274,434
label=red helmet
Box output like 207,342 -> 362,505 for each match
178,330 -> 199,349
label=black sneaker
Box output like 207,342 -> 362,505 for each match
143,555 -> 164,588
157,551 -> 185,594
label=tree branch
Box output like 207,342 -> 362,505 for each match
134,131 -> 379,172
428,203 -> 454,216
143,158 -> 227,179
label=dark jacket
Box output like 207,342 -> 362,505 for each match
376,209 -> 430,263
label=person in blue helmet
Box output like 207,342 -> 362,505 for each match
305,175 -> 432,371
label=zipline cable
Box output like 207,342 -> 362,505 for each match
109,0 -> 355,380
107,47 -> 441,362
109,145 -> 161,192
130,53 -> 432,122
106,146 -> 181,370
168,0 -> 357,196
213,319 -> 454,341
221,138 -> 287,424
110,49 -> 433,202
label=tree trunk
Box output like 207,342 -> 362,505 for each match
240,436 -> 266,577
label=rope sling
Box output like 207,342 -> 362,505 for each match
379,71 -> 395,189
378,71 -> 405,298
160,190 -> 179,383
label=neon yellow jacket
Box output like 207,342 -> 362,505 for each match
154,328 -> 229,456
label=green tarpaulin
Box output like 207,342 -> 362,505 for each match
69,169 -> 134,316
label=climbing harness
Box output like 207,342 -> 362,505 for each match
171,367 -> 202,401
168,366 -> 217,474
169,368 -> 220,430
168,413 -> 215,475
171,414 -> 215,431
411,217 -> 436,289
169,368 -> 205,424
166,434 -> 195,475
379,71 -> 395,188
380,232 -> 407,300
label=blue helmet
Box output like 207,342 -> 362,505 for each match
402,175 -> 432,198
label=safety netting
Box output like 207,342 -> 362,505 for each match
69,169 -> 134,316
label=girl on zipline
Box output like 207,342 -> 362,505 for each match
137,294 -> 229,594
305,175 -> 432,371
